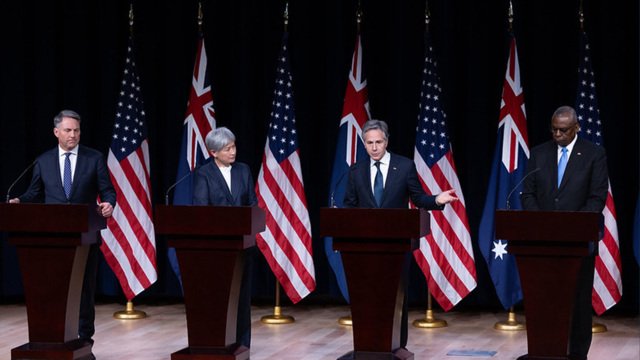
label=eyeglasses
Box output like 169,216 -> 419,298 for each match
550,126 -> 576,134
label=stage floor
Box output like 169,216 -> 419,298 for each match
1,303 -> 637,359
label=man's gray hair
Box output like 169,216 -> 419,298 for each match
362,119 -> 390,140
53,109 -> 82,128
552,106 -> 578,124
205,127 -> 236,152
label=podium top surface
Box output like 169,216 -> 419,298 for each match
495,210 -> 600,243
154,205 -> 265,237
319,207 -> 430,239
0,203 -> 105,234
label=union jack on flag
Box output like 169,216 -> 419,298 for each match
574,31 -> 622,314
100,36 -> 157,300
325,33 -> 370,302
412,33 -> 476,311
255,32 -> 315,303
478,34 -> 530,309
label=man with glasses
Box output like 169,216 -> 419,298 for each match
521,105 -> 608,360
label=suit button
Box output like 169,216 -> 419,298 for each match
554,198 -> 559,202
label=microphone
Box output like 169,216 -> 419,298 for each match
165,171 -> 194,205
330,170 -> 350,208
506,167 -> 540,210
6,160 -> 37,203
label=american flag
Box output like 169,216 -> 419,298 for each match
325,33 -> 370,302
574,31 -> 622,314
100,36 -> 157,300
169,35 -> 216,282
478,34 -> 530,309
255,33 -> 316,303
411,34 -> 476,311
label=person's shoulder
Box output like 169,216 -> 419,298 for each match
233,162 -> 251,171
78,145 -> 105,158
37,147 -> 58,160
530,140 -> 555,154
389,152 -> 412,166
576,137 -> 605,154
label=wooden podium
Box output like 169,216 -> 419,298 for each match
0,203 -> 105,360
320,207 -> 430,360
154,205 -> 265,360
495,210 -> 599,360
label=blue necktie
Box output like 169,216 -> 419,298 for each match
557,147 -> 568,187
63,152 -> 72,199
373,161 -> 383,207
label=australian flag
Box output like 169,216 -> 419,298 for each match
169,35 -> 216,282
478,34 -> 530,310
325,34 -> 370,302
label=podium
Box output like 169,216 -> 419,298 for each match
0,203 -> 105,360
320,207 -> 430,360
154,205 -> 265,360
495,210 -> 599,360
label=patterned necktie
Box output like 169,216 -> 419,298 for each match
373,161 -> 383,207
557,147 -> 568,187
63,152 -> 72,199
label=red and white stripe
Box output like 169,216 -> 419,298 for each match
100,141 -> 157,300
413,151 -> 477,311
255,146 -> 316,303
592,183 -> 623,314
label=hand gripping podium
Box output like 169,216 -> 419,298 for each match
320,207 -> 430,360
154,205 -> 265,360
495,210 -> 600,360
0,203 -> 106,360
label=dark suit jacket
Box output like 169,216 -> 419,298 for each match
343,152 -> 442,210
19,145 -> 116,206
192,161 -> 257,206
521,137 -> 608,212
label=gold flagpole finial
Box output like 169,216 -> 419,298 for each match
578,0 -> 585,32
129,3 -> 134,30
198,1 -> 204,30
508,1 -> 514,32
425,0 -> 431,29
357,0 -> 363,29
284,2 -> 289,31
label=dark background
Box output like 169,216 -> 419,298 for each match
1,0 -> 638,315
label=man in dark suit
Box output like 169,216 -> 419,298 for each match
192,126 -> 257,348
521,105 -> 608,360
10,110 -> 116,356
343,119 -> 458,348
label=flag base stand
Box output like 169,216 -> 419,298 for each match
113,301 -> 147,320
413,292 -> 447,328
338,315 -> 352,326
494,308 -> 525,331
413,309 -> 447,328
260,306 -> 295,324
260,283 -> 294,324
592,321 -> 607,333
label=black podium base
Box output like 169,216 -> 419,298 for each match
338,348 -> 414,360
171,344 -> 249,360
516,354 -> 569,360
12,338 -> 93,360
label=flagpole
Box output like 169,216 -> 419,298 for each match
112,2 -> 148,322
261,282 -> 295,324
577,1 -> 607,335
412,1 -> 447,330
112,3 -> 147,321
259,4 -> 295,326
413,291 -> 447,328
335,1 -> 367,328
